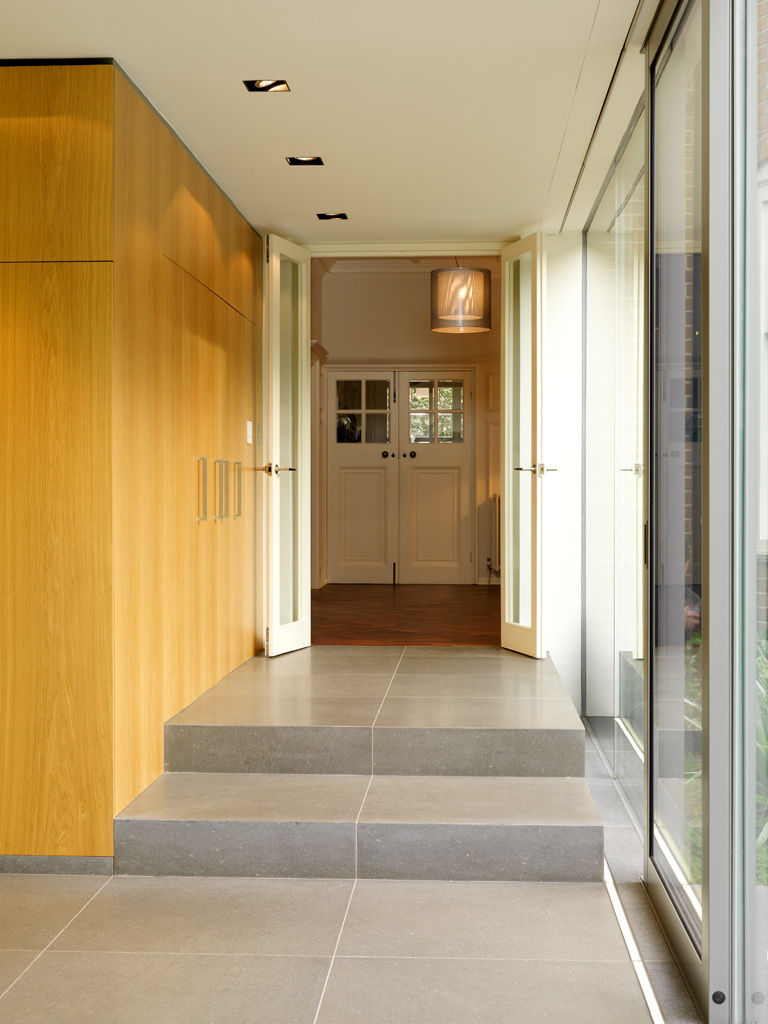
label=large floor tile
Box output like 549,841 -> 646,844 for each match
0,875 -> 108,952
375,696 -> 582,729
360,776 -> 600,825
396,655 -> 561,678
53,877 -> 353,955
114,773 -> 368,877
316,957 -> 652,1024
337,880 -> 627,960
357,777 -> 603,882
210,673 -> 393,700
386,672 -> 567,700
0,951 -> 328,1024
0,950 -> 37,992
170,693 -> 381,727
116,772 -> 369,822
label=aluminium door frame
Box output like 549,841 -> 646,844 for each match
644,0 -> 733,1016
323,361 -> 478,586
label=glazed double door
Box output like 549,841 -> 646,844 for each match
327,369 -> 474,584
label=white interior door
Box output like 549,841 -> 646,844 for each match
501,235 -> 543,657
326,370 -> 398,583
265,234 -> 311,656
397,372 -> 473,584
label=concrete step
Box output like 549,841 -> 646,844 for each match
114,773 -> 603,882
164,671 -> 585,778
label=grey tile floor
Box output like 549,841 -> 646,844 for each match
0,874 -> 656,1023
0,648 -> 702,1023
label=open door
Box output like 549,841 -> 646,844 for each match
501,234 -> 544,658
264,234 -> 311,656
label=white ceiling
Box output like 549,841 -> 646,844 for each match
1,0 -> 641,243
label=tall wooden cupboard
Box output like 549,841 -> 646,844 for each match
0,62 -> 262,858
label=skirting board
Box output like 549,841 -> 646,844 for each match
0,855 -> 113,875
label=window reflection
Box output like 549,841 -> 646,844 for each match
650,0 -> 703,940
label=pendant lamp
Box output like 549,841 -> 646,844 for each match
430,262 -> 491,334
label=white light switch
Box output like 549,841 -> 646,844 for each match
246,420 -> 253,445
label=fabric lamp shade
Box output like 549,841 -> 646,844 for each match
430,267 -> 491,333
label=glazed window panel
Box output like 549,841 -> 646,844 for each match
337,380 -> 362,411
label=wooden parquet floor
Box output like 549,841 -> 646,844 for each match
311,584 -> 501,646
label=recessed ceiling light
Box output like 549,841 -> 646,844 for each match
286,156 -> 324,166
243,79 -> 290,92
316,212 -> 348,221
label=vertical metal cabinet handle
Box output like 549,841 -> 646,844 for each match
197,457 -> 207,521
234,462 -> 243,518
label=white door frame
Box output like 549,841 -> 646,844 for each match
262,234 -> 312,656
322,362 -> 477,585
500,233 -> 544,658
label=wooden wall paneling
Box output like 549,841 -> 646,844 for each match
160,134 -> 256,322
186,274 -> 218,702
113,69 -> 173,812
0,65 -> 114,262
0,262 -> 114,855
239,309 -> 258,661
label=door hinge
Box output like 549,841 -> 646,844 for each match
266,236 -> 270,263
393,561 -> 396,585
470,550 -> 473,562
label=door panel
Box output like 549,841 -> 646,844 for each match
397,371 -> 473,584
265,235 -> 311,656
326,370 -> 398,582
501,235 -> 543,657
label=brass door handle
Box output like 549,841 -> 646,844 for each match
514,465 -> 536,472
274,465 -> 296,475
251,464 -> 273,474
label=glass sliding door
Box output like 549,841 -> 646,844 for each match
742,0 -> 768,1015
649,0 -> 704,951
584,108 -> 646,827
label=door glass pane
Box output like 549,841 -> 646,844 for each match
437,381 -> 464,409
437,412 -> 464,443
507,253 -> 533,628
409,411 -> 433,443
366,380 -> 390,411
651,0 -> 703,942
584,108 -> 646,828
336,413 -> 362,443
337,380 -> 361,410
279,258 -> 300,625
409,381 -> 434,409
365,413 -> 390,443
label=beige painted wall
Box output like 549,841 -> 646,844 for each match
312,258 -> 501,584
